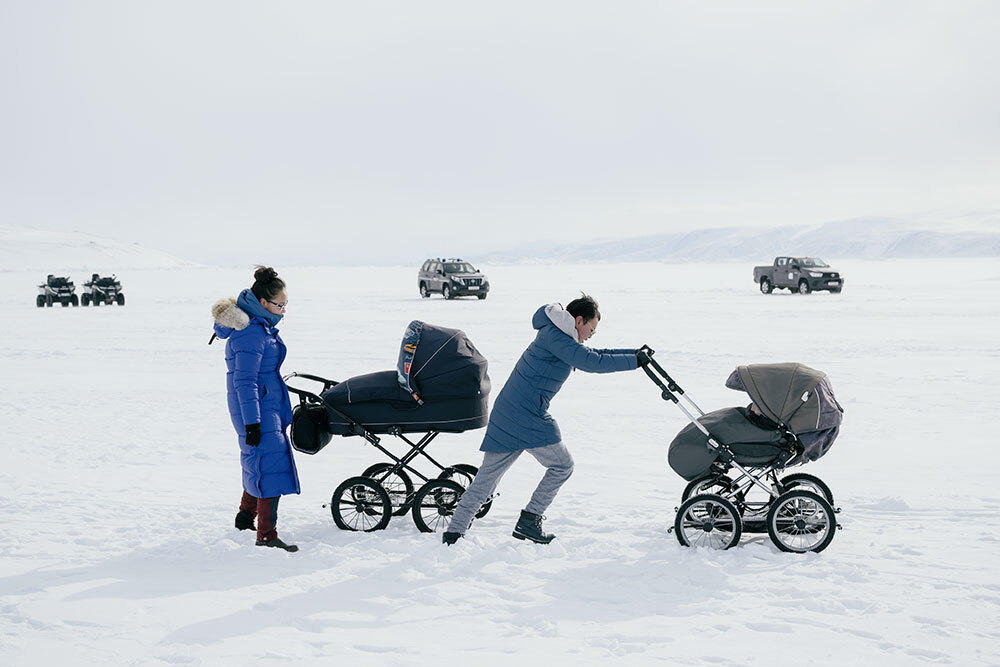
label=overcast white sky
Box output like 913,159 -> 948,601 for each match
2,1 -> 998,264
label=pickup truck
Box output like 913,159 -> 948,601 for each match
753,257 -> 844,294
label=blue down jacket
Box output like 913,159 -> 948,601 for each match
480,304 -> 638,453
212,297 -> 301,498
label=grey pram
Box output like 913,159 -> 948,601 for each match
640,348 -> 844,552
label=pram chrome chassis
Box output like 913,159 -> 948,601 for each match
285,372 -> 493,533
639,347 -> 842,552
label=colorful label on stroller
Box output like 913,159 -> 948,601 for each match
397,320 -> 424,404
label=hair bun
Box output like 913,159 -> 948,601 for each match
254,266 -> 279,283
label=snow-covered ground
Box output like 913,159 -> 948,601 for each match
3,259 -> 1000,666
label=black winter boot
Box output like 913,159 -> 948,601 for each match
442,532 -> 462,545
235,510 -> 256,531
512,510 -> 555,544
256,537 -> 299,552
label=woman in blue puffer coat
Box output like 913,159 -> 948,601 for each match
212,266 -> 301,552
444,295 -> 649,545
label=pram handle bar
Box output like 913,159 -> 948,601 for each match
639,347 -> 706,417
284,372 -> 339,390
639,347 -> 724,449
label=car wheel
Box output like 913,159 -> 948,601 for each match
36,295 -> 45,308
477,293 -> 487,300
419,282 -> 429,298
830,287 -> 842,294
116,293 -> 125,306
797,280 -> 811,295
760,278 -> 772,294
442,284 -> 452,300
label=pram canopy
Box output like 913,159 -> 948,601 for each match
317,322 -> 490,435
668,363 -> 843,481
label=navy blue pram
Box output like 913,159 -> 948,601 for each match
285,321 -> 493,533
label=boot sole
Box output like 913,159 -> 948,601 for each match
512,530 -> 555,544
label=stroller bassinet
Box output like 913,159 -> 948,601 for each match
319,320 -> 490,435
668,363 -> 843,481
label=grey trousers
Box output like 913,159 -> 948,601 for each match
446,442 -> 575,535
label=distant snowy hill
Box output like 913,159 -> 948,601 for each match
483,212 -> 1000,263
0,225 -> 198,272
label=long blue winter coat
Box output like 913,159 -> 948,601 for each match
480,304 -> 638,453
212,297 -> 301,498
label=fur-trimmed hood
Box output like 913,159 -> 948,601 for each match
212,297 -> 249,340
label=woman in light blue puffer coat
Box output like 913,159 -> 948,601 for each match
444,295 -> 643,545
212,266 -> 300,552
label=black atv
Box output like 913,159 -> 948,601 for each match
37,275 -> 79,307
82,273 -> 125,306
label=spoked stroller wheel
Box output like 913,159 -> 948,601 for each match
439,463 -> 478,488
362,463 -> 415,516
412,479 -> 464,533
778,473 -> 835,505
681,474 -> 746,512
674,494 -> 742,550
766,490 -> 837,553
331,476 -> 392,531
438,463 -> 492,518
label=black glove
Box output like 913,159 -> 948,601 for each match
636,347 -> 653,367
245,423 -> 261,447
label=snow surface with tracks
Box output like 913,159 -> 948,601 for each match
3,259 -> 999,665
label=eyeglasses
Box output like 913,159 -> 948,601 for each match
266,299 -> 288,310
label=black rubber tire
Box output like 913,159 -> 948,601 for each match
361,463 -> 415,516
442,284 -> 452,300
71,295 -> 79,306
116,293 -> 125,306
674,493 -> 742,550
681,474 -> 746,513
439,463 -> 491,518
830,288 -> 842,294
779,473 -> 835,505
766,490 -> 836,553
36,295 -> 45,308
412,479 -> 464,533
93,296 -> 101,306
477,293 -> 487,300
798,280 -> 811,295
46,295 -> 53,307
81,294 -> 89,306
760,278 -> 772,294
330,476 -> 392,531
419,283 -> 429,298
438,463 -> 477,488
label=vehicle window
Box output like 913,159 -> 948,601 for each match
777,258 -> 787,266
801,258 -> 829,267
421,261 -> 430,272
444,262 -> 476,273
